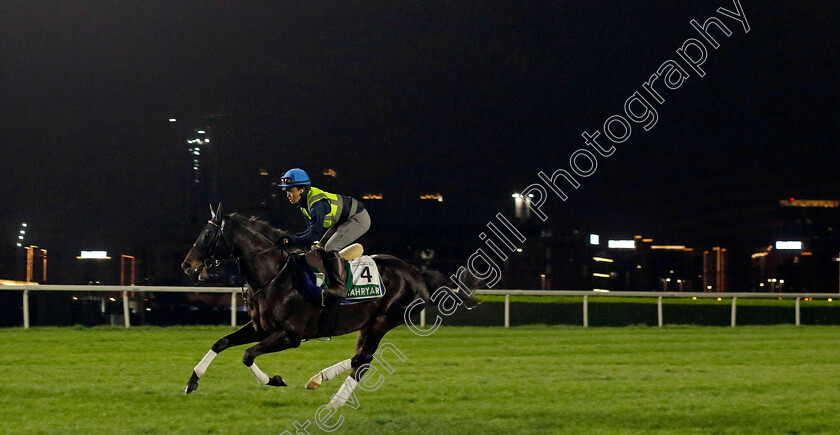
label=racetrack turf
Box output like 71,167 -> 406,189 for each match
1,324 -> 838,434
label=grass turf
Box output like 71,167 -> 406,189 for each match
1,325 -> 838,434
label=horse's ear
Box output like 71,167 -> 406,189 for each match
213,203 -> 224,224
209,204 -> 216,220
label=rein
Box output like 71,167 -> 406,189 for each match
244,253 -> 291,303
199,217 -> 292,303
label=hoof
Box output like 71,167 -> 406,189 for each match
305,373 -> 323,390
184,372 -> 200,394
268,375 -> 287,387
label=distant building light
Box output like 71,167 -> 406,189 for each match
420,193 -> 443,202
169,118 -> 177,122
22,223 -> 27,227
204,139 -> 209,143
592,273 -> 610,278
77,251 -> 110,259
16,243 -> 22,247
666,278 -> 671,282
751,252 -> 769,259
259,169 -> 269,176
780,199 -> 839,208
593,256 -> 613,263
18,235 -> 24,239
775,241 -> 802,250
20,230 -> 25,234
362,194 -> 383,200
642,238 -> 654,243
651,245 -> 687,250
197,130 -> 206,134
589,234 -> 600,245
511,193 -> 520,198
515,248 -> 523,253
608,240 -> 635,249
323,169 -> 337,177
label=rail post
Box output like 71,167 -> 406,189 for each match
583,295 -> 589,327
122,290 -> 130,328
504,294 -> 510,328
420,308 -> 426,328
657,296 -> 663,327
231,291 -> 237,327
795,297 -> 801,326
23,289 -> 30,329
730,297 -> 737,327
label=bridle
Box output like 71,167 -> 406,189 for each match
194,216 -> 292,301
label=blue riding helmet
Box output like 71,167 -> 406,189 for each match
279,168 -> 311,189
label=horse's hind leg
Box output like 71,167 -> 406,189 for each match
306,332 -> 367,389
242,330 -> 301,387
330,318 -> 403,408
305,358 -> 351,390
185,321 -> 264,394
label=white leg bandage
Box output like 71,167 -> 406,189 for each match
321,359 -> 352,381
329,376 -> 359,409
249,362 -> 270,385
193,350 -> 217,378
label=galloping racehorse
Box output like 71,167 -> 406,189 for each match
180,204 -> 478,406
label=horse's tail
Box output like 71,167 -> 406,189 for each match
419,268 -> 483,310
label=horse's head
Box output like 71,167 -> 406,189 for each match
181,203 -> 233,281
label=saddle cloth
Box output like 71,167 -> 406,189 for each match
293,254 -> 386,305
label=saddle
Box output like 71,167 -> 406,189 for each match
292,243 -> 373,307
301,243 -> 364,273
293,244 -> 369,338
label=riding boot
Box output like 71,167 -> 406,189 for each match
322,251 -> 348,300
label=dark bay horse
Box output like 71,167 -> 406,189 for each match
180,204 -> 478,406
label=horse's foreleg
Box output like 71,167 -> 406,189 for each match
185,321 -> 263,394
242,330 -> 301,388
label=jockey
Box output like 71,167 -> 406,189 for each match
279,168 -> 371,300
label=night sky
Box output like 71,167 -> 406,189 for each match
1,1 -> 838,258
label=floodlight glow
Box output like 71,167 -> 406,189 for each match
590,234 -> 600,245
197,130 -> 206,134
608,240 -> 635,249
169,118 -> 176,122
79,251 -> 109,259
775,241 -> 802,250
22,223 -> 27,227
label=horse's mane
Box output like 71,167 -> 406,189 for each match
228,213 -> 291,244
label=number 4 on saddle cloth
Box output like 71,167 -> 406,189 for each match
291,244 -> 386,306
